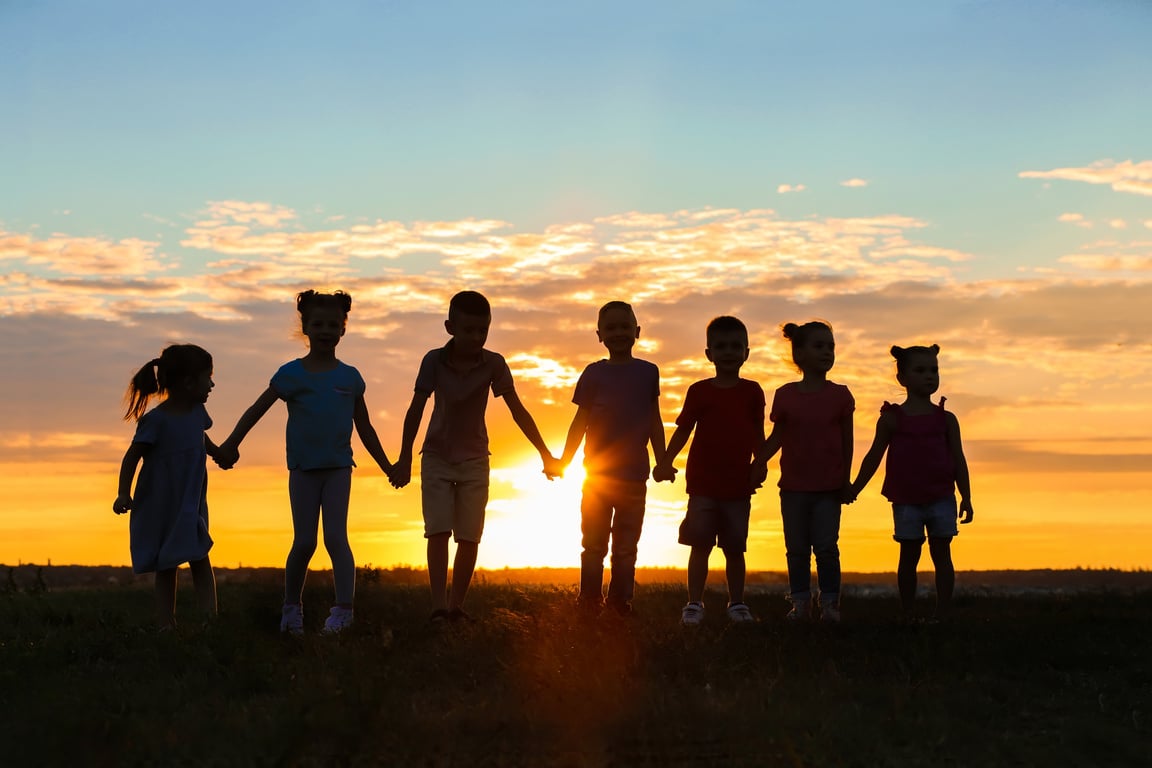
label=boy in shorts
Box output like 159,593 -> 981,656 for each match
653,316 -> 766,625
392,291 -> 561,622
560,300 -> 667,616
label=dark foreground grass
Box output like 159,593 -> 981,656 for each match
1,576 -> 1149,767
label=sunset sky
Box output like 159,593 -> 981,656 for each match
3,1 -> 1151,574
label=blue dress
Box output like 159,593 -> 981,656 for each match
129,404 -> 214,573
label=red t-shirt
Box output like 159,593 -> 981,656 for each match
769,381 -> 854,492
880,400 -> 956,504
678,378 -> 766,499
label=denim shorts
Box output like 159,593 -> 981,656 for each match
421,453 -> 490,542
678,495 -> 751,551
892,496 -> 959,542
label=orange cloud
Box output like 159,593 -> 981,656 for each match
1020,159 -> 1152,196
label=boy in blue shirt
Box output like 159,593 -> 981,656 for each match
560,300 -> 667,616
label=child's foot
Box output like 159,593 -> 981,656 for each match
280,603 -> 304,635
726,602 -> 755,624
681,601 -> 705,626
447,607 -> 475,624
604,597 -> 633,617
785,599 -> 811,622
429,608 -> 451,625
820,602 -> 842,623
576,597 -> 603,618
322,605 -> 354,634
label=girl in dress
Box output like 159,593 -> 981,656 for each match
114,344 -> 220,630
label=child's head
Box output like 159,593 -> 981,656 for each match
705,315 -> 750,373
123,344 -> 214,421
596,301 -> 640,356
891,344 -> 941,396
297,290 -> 351,353
445,290 -> 492,352
782,320 -> 835,373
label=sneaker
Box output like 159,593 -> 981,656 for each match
429,608 -> 451,625
280,603 -> 304,635
726,602 -> 755,623
785,599 -> 811,622
820,602 -> 842,623
605,598 -> 633,617
681,601 -> 705,626
322,605 -> 354,634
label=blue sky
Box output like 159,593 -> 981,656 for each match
3,1 -> 1152,569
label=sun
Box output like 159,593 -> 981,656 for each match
481,451 -> 588,568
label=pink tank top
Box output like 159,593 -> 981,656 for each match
880,398 -> 955,504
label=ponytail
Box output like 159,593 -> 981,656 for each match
122,345 -> 213,421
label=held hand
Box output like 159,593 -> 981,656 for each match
958,498 -> 974,524
842,485 -> 859,505
214,444 -> 239,470
542,454 -> 564,481
390,457 -> 412,489
113,495 -> 132,515
651,463 -> 677,483
749,461 -> 768,490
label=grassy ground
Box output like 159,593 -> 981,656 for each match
1,572 -> 1149,767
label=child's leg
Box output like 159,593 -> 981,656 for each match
188,556 -> 217,619
897,540 -> 924,614
686,545 -> 712,604
810,492 -> 842,607
779,492 -> 813,602
318,468 -> 355,606
722,548 -> 746,605
426,533 -> 451,611
154,568 -> 178,629
285,470 -> 323,604
448,540 -> 479,610
579,480 -> 613,604
605,480 -> 646,608
927,537 -> 956,617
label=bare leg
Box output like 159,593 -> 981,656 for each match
897,541 -> 924,616
154,568 -> 178,629
927,537 -> 955,618
687,545 -> 711,604
723,548 -> 746,605
448,540 -> 479,610
427,533 -> 450,611
189,556 -> 217,619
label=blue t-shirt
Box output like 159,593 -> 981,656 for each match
271,359 -> 366,470
573,358 -> 660,482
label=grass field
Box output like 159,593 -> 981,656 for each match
1,568 -> 1149,767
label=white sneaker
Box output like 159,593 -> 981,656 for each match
726,602 -> 756,623
322,605 -> 354,634
280,603 -> 304,635
680,601 -> 705,626
820,602 -> 842,623
785,599 -> 811,622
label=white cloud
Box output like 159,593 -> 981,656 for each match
1020,159 -> 1152,196
840,178 -> 868,188
777,184 -> 806,194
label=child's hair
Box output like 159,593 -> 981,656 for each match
706,315 -> 748,345
781,320 -> 833,366
123,344 -> 213,421
297,290 -> 352,329
598,300 -> 636,323
891,344 -> 941,375
448,290 -> 491,321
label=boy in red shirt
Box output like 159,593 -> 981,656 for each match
654,316 -> 766,625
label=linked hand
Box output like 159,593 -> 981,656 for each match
749,461 -> 768,489
651,463 -> 677,483
842,485 -> 859,505
214,444 -> 239,470
542,454 -> 564,481
390,457 -> 412,489
113,495 -> 132,515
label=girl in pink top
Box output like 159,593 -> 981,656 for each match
753,321 -> 854,622
849,344 -> 974,620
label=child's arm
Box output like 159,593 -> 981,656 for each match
840,409 -> 855,502
653,421 -> 691,483
750,423 -> 782,488
559,405 -> 590,470
218,387 -> 279,467
392,391 -> 430,488
353,394 -> 394,478
205,434 -> 230,469
649,401 -> 669,468
946,412 -> 974,523
849,411 -> 896,501
113,443 -> 146,514
502,390 -> 562,478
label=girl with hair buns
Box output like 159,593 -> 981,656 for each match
114,343 -> 220,630
752,320 -> 854,622
849,344 -> 973,621
218,290 -> 395,635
